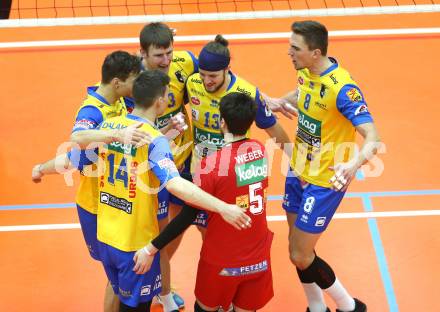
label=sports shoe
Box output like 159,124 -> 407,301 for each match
336,298 -> 367,312
155,292 -> 185,310
306,308 -> 330,312
172,291 -> 185,309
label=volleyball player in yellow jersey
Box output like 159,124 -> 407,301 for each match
32,51 -> 147,312
280,21 -> 381,312
185,35 -> 290,227
96,70 -> 251,312
137,22 -> 198,310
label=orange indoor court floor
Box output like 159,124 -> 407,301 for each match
0,9 -> 439,312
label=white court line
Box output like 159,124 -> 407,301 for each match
1,5 -> 439,28
1,28 -> 440,49
1,210 -> 439,232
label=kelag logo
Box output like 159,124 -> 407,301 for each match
298,112 -> 321,136
235,158 -> 268,187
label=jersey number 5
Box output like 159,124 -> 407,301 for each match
249,182 -> 264,215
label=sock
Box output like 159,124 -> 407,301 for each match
302,282 -> 327,312
324,278 -> 355,311
159,293 -> 179,312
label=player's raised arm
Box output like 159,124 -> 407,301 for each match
70,122 -> 153,149
148,136 -> 251,230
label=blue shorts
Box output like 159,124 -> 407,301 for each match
76,204 -> 100,260
98,242 -> 162,307
282,175 -> 345,233
157,188 -> 169,221
193,211 -> 208,228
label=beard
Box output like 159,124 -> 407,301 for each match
205,72 -> 226,94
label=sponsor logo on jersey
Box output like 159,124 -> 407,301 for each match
219,260 -> 268,276
173,56 -> 185,63
189,88 -> 205,97
234,149 -> 264,164
235,194 -> 249,210
298,112 -> 321,136
191,108 -> 199,121
108,141 -> 136,156
298,76 -> 304,85
100,121 -> 127,130
235,158 -> 268,186
314,101 -> 328,111
346,87 -> 363,102
194,127 -> 224,147
174,70 -> 185,83
330,74 -> 338,84
100,191 -> 133,214
156,114 -> 171,129
264,104 -> 273,117
354,104 -> 368,115
157,158 -> 178,173
236,86 -> 252,96
73,119 -> 97,131
319,84 -> 327,98
190,77 -> 203,84
191,96 -> 200,105
129,161 -> 138,198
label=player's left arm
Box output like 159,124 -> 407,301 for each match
330,84 -> 381,191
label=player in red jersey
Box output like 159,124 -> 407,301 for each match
140,92 -> 274,312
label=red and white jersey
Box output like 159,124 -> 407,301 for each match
195,138 -> 273,267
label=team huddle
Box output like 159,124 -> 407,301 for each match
32,21 -> 379,312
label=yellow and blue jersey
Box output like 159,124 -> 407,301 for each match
97,114 -> 179,252
186,71 -> 276,171
69,85 -> 129,215
291,58 -> 373,187
141,50 -> 198,169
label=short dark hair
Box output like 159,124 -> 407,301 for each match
291,20 -> 328,56
132,70 -> 170,109
101,51 -> 141,84
219,92 -> 257,135
139,22 -> 174,53
204,34 -> 230,59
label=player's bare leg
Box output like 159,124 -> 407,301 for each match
158,217 -> 180,312
287,212 -> 364,312
104,280 -> 119,312
196,225 -> 206,239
